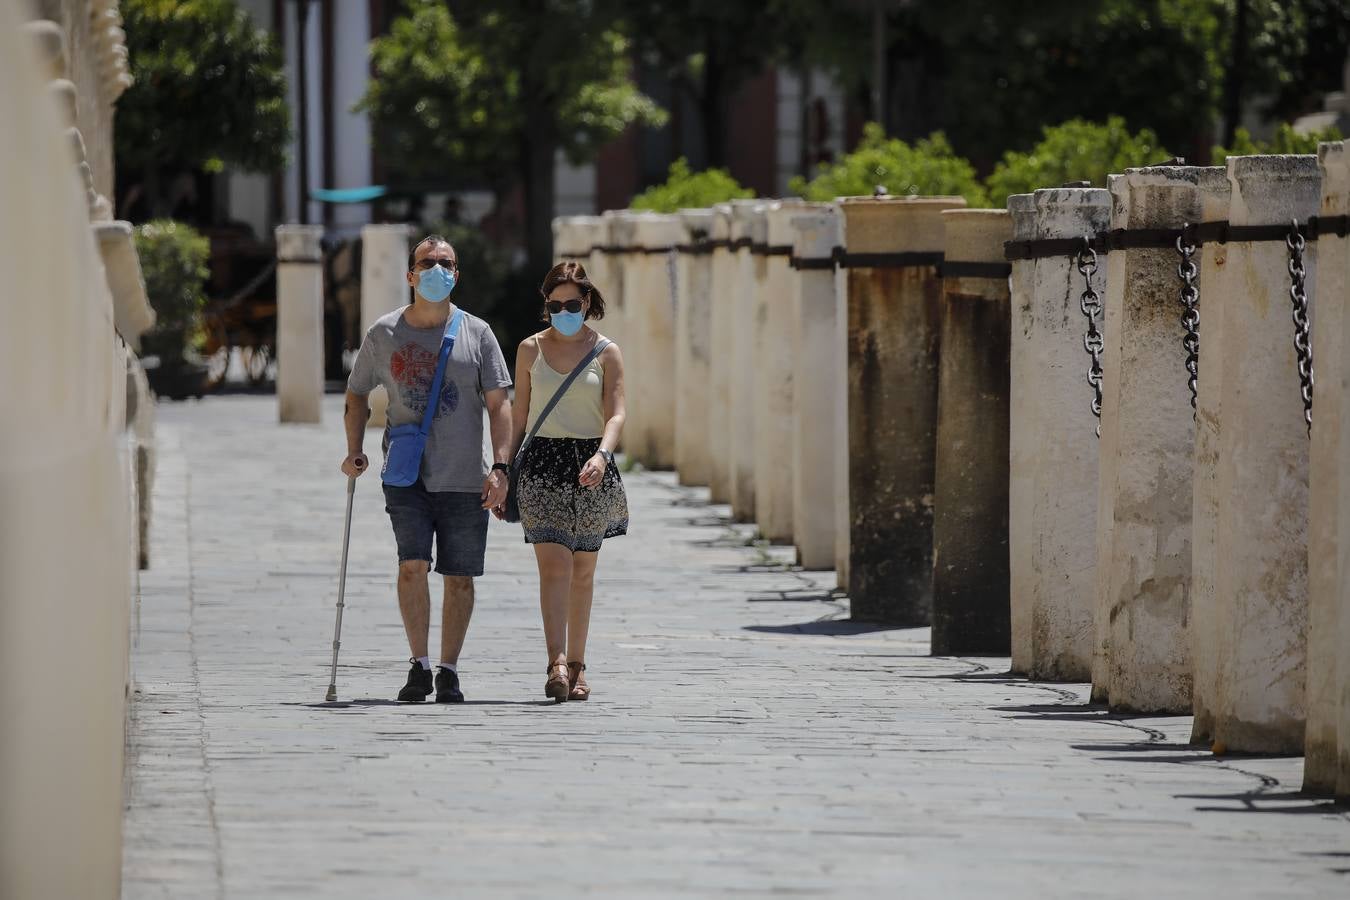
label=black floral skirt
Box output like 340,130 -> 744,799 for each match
518,437 -> 629,552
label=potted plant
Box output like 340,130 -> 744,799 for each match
134,219 -> 213,400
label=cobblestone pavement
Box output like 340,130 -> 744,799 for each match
123,395 -> 1350,898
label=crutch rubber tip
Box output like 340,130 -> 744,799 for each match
325,688 -> 337,702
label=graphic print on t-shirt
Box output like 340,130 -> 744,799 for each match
390,341 -> 460,416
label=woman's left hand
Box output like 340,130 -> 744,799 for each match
579,452 -> 607,489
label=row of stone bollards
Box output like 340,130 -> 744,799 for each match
552,141 -> 1350,797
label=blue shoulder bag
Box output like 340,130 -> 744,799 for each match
381,308 -> 465,487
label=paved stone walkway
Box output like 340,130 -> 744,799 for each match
123,396 -> 1349,898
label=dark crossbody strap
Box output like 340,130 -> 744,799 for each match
418,308 -> 465,436
515,337 -> 611,464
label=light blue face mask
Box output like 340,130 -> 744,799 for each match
417,265 -> 457,303
550,310 -> 585,336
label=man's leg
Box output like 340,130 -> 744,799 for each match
397,560 -> 432,658
439,576 -> 474,666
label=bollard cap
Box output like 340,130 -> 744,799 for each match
276,224 -> 325,262
789,206 -> 840,261
728,200 -> 769,244
631,213 -> 684,251
1226,154 -> 1321,226
676,208 -> 717,243
764,199 -> 817,246
940,209 -> 1012,265
709,204 -> 733,242
1032,187 -> 1111,241
838,195 -> 965,254
1320,141 -> 1348,217
1112,166 -> 1227,230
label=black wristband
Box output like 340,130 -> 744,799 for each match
491,462 -> 510,473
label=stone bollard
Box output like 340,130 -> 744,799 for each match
607,212 -> 641,454
1186,172 -> 1234,744
589,212 -> 626,378
789,204 -> 841,570
1006,193 -> 1037,675
625,214 -> 683,469
757,202 -> 805,543
675,209 -> 716,487
1095,167 -> 1228,713
728,200 -> 768,522
1306,142 -> 1347,792
931,209 -> 1013,654
707,204 -> 736,504
359,223 -> 412,428
1334,145 -> 1350,800
1014,187 -> 1110,680
276,224 -> 326,424
1206,155 -> 1319,753
2,3 -> 131,890
841,196 -> 965,624
833,209 -> 851,589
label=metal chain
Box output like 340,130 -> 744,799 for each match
1175,224 -> 1200,416
1286,220 -> 1314,436
1076,237 -> 1104,437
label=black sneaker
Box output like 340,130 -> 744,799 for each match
397,659 -> 433,702
435,667 -> 464,703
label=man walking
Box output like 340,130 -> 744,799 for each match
342,234 -> 513,702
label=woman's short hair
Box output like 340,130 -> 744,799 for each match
539,260 -> 606,321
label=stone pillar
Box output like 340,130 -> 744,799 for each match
1307,142 -> 1348,792
842,196 -> 966,624
675,209 -> 716,486
1335,144 -> 1350,800
1006,193 -> 1037,675
833,209 -> 851,588
707,204 -> 736,504
756,202 -> 803,542
728,200 -> 768,522
606,212 -> 641,454
359,223 -> 412,428
1187,174 -> 1234,743
276,224 -> 326,424
588,213 -> 625,384
1094,167 -> 1228,712
1208,155 -> 1319,753
625,214 -> 683,469
1,2 -> 130,892
1013,188 -> 1110,680
789,205 -> 841,570
931,209 -> 1012,654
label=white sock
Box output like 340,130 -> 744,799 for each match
438,663 -> 457,674
416,656 -> 432,671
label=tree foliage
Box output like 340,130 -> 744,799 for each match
629,158 -> 754,212
118,0 -> 289,177
791,124 -> 988,206
985,118 -> 1171,207
1212,123 -> 1345,164
134,220 -> 211,367
358,1 -> 664,188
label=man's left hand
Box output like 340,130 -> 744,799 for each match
481,468 -> 508,510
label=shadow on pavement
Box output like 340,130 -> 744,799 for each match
742,619 -> 909,636
293,699 -> 554,709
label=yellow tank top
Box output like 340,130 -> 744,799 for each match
526,341 -> 606,439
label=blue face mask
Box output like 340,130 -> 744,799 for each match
550,310 -> 585,336
417,265 -> 456,303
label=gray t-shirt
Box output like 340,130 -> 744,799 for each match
348,307 -> 512,492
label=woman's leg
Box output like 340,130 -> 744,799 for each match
534,543 -> 574,667
567,551 -> 599,665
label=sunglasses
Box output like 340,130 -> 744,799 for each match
544,297 -> 586,315
414,257 -> 457,271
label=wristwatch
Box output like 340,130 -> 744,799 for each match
598,449 -> 615,465
491,462 -> 510,474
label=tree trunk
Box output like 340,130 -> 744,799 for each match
521,130 -> 557,275
1222,0 -> 1248,146
700,56 -> 728,169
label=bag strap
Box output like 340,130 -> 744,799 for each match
515,336 -> 610,463
418,307 -> 465,437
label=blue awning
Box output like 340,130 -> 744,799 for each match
309,185 -> 388,203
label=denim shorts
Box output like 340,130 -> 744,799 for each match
382,480 -> 488,576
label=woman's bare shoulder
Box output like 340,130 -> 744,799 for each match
517,332 -> 543,360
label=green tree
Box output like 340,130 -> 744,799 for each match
985,118 -> 1171,207
1213,123 -> 1345,164
791,124 -> 988,206
134,220 -> 211,371
358,0 -> 666,273
629,158 -> 754,212
118,0 -> 290,218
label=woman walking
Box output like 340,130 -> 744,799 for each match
503,261 -> 628,702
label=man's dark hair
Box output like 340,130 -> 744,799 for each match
408,234 -> 456,272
